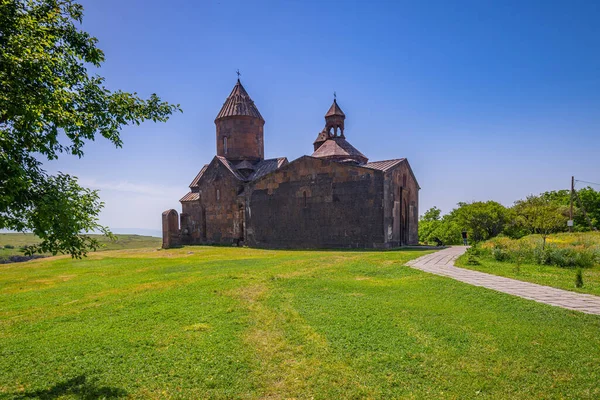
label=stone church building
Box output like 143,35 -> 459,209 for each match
162,79 -> 419,249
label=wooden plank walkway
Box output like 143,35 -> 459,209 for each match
406,246 -> 600,315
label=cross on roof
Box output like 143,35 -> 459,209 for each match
236,69 -> 241,79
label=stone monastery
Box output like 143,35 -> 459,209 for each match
162,79 -> 419,249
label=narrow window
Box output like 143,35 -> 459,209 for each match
223,137 -> 228,154
303,191 -> 307,207
216,189 -> 220,201
403,174 -> 407,187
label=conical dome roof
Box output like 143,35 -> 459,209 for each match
215,80 -> 264,121
325,99 -> 345,118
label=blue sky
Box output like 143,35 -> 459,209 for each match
46,0 -> 600,234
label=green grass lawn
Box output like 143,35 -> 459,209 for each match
1,246 -> 600,399
0,233 -> 161,262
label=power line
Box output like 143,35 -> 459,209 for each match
575,179 -> 600,187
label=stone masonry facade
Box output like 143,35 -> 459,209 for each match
162,79 -> 419,249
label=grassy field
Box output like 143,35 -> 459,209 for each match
1,246 -> 600,399
0,233 -> 161,262
456,232 -> 600,296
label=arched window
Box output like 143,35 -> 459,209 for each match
216,189 -> 220,201
223,137 -> 228,154
403,174 -> 407,187
303,191 -> 307,207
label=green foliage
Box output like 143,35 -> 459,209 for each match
455,232 -> 600,296
3,244 -> 14,249
541,187 -> 600,231
476,234 -> 600,269
0,0 -> 180,257
513,195 -> 569,247
2,247 -> 600,398
491,246 -> 510,261
575,268 -> 584,288
464,246 -> 481,265
419,201 -> 510,245
452,201 -> 510,242
421,187 -> 600,248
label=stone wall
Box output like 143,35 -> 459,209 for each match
245,156 -> 385,248
382,161 -> 420,246
179,158 -> 245,245
216,116 -> 264,162
162,209 -> 180,248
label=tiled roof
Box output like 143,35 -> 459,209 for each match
189,156 -> 288,189
364,159 -> 405,172
216,156 -> 245,180
325,99 -> 345,118
189,164 -> 209,188
180,192 -> 199,202
311,137 -> 368,164
236,160 -> 255,171
215,79 -> 263,121
248,157 -> 288,181
313,129 -> 329,145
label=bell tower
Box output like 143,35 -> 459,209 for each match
215,78 -> 264,162
313,97 -> 346,151
325,98 -> 345,138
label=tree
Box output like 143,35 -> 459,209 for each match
540,187 -> 600,231
0,0 -> 180,257
418,206 -> 464,245
451,201 -> 509,242
418,207 -> 442,244
513,195 -> 569,249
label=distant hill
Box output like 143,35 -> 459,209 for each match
0,233 -> 161,263
109,228 -> 162,238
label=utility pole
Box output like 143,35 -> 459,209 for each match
569,176 -> 574,232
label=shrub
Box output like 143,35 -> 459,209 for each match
491,247 -> 510,261
465,253 -> 481,265
466,244 -> 481,256
575,269 -> 584,288
4,244 -> 14,249
478,233 -> 600,269
538,246 -> 597,268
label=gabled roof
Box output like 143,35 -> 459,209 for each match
311,137 -> 368,164
325,99 -> 345,118
180,192 -> 199,202
364,159 -> 405,172
216,156 -> 245,180
189,156 -> 288,188
215,79 -> 264,121
189,164 -> 209,188
248,157 -> 288,181
236,160 -> 255,171
364,158 -> 420,189
313,129 -> 329,145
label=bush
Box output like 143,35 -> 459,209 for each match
466,244 -> 481,256
478,233 -> 600,269
575,269 -> 584,288
491,247 -> 510,261
465,253 -> 481,265
538,246 -> 597,268
4,244 -> 14,249
464,246 -> 481,265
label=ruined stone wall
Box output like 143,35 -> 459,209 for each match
179,159 -> 245,245
245,156 -> 385,248
216,116 -> 264,161
162,209 -> 180,248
